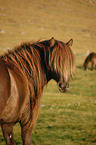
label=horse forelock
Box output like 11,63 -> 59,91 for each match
49,40 -> 75,81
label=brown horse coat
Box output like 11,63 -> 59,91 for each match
0,58 -> 10,116
0,37 -> 75,145
1,67 -> 28,122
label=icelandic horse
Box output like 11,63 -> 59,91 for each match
83,52 -> 96,70
0,37 -> 75,144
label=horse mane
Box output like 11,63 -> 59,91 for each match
1,38 -> 75,95
1,41 -> 48,96
49,40 -> 75,81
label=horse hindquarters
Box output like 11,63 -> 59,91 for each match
92,57 -> 96,70
0,61 -> 28,145
0,58 -> 10,117
0,59 -> 15,145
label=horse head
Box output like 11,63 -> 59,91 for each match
48,37 -> 75,93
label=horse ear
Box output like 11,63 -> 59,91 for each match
66,39 -> 73,46
50,37 -> 55,47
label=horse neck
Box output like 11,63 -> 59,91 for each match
27,46 -> 49,92
31,43 -> 51,83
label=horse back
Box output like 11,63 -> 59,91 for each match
0,58 -> 10,116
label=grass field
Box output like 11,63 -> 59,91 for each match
0,0 -> 96,144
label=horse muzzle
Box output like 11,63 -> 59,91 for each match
58,82 -> 70,93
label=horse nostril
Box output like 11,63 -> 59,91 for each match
58,82 -> 64,89
58,82 -> 62,88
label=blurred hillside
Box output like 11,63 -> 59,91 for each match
0,0 -> 96,59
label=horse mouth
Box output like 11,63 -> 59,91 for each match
58,82 -> 70,93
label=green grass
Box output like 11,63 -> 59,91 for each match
0,0 -> 96,144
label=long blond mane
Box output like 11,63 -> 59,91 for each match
49,40 -> 75,82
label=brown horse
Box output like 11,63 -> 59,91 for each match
0,37 -> 75,145
83,52 -> 96,70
